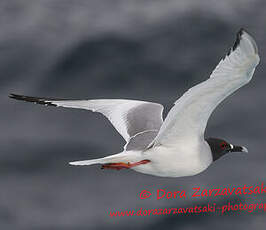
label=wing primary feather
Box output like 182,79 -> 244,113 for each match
232,28 -> 244,51
227,28 -> 258,57
9,94 -> 61,107
151,28 -> 259,147
9,93 -> 164,145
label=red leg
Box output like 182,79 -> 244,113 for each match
101,159 -> 151,170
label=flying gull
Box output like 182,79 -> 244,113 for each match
10,29 -> 259,177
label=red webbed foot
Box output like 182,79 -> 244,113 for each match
101,159 -> 151,170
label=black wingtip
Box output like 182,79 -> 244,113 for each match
226,28 -> 247,57
232,28 -> 245,51
9,93 -> 57,107
9,93 -> 25,100
238,28 -> 245,35
9,93 -> 15,99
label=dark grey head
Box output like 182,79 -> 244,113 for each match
205,138 -> 248,161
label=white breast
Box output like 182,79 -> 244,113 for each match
133,139 -> 213,177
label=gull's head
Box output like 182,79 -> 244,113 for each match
205,137 -> 248,161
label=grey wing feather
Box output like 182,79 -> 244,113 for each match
152,29 -> 259,147
125,130 -> 158,151
9,94 -> 164,145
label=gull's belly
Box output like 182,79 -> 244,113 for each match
133,142 -> 213,177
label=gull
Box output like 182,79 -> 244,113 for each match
9,29 -> 259,177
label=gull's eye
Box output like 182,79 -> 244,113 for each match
220,142 -> 227,149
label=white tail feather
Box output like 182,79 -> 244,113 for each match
69,159 -> 101,166
69,151 -> 142,166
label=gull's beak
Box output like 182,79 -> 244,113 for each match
230,145 -> 248,153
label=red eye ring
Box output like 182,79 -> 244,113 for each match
220,141 -> 227,149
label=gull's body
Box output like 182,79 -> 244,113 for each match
10,29 -> 259,177
130,141 -> 212,177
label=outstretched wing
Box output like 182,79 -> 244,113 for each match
9,94 -> 164,142
151,29 -> 260,147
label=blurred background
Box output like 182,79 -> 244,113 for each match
1,0 -> 265,229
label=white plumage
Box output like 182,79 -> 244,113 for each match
10,29 -> 260,177
38,99 -> 164,143
151,29 -> 259,147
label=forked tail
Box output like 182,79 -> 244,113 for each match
69,151 -> 150,170
69,152 -> 129,166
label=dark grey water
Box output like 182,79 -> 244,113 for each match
1,0 -> 265,229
